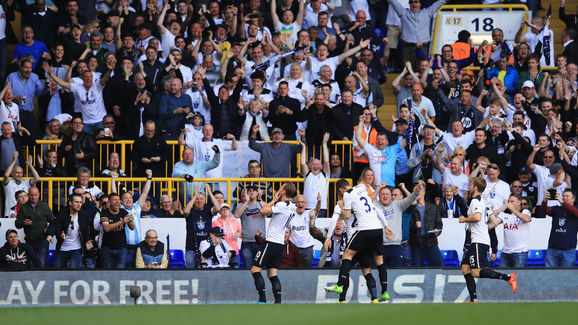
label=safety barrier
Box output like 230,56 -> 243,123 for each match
35,177 -> 351,211
26,140 -> 353,178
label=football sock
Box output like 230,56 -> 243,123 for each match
252,272 -> 266,303
364,273 -> 377,300
464,273 -> 477,301
338,259 -> 352,301
269,276 -> 282,304
480,268 -> 510,281
377,263 -> 388,293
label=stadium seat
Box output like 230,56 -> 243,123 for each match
48,250 -> 55,267
169,249 -> 185,269
491,250 -> 502,267
313,250 -> 321,268
441,250 -> 460,268
527,249 -> 546,267
575,250 -> 577,267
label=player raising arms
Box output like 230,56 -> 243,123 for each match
250,182 -> 297,304
324,179 -> 407,303
460,177 -> 518,303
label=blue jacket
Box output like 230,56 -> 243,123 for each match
486,66 -> 519,95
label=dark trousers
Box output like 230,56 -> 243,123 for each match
27,239 -> 49,268
382,245 -> 403,267
412,237 -> 444,267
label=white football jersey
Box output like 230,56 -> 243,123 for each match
266,201 -> 296,245
467,195 -> 491,246
498,209 -> 531,254
343,187 -> 382,231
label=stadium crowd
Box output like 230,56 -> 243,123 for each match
0,0 -> 577,271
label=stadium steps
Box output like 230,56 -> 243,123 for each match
378,73 -> 398,131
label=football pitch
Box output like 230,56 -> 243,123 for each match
3,302 -> 577,325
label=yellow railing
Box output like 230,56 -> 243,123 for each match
35,177 -> 351,211
26,140 -> 353,178
430,4 -> 529,56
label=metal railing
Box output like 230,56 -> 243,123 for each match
26,140 -> 353,178
35,177 -> 351,212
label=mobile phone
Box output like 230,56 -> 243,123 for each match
548,189 -> 557,199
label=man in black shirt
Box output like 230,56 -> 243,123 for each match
131,120 -> 166,177
269,81 -> 302,140
100,193 -> 133,269
183,192 -> 213,269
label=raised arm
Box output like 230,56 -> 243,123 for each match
526,144 -> 540,171
157,1 -> 170,34
26,155 -> 40,186
299,137 -> 309,176
43,62 -> 71,90
322,132 -> 330,175
337,39 -> 370,64
137,169 -> 153,207
295,0 -> 305,27
392,66 -> 407,95
3,151 -> 18,185
355,115 -> 368,148
270,0 -> 280,28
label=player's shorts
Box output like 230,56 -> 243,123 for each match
253,241 -> 283,269
461,242 -> 490,269
347,229 -> 383,257
352,251 -> 374,268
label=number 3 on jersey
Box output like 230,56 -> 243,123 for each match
360,197 -> 371,213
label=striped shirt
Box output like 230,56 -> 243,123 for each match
123,202 -> 142,245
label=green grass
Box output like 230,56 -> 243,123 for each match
2,303 -> 577,325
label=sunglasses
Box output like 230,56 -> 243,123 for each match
69,221 -> 74,231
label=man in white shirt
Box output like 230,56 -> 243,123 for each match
402,82 -> 435,126
470,162 -> 510,210
308,40 -> 370,82
290,195 -> 320,268
526,147 -> 568,217
428,118 -> 475,156
300,132 -> 330,217
3,152 -> 40,218
436,148 -> 470,199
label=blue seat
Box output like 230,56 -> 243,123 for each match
575,250 -> 578,267
527,249 -> 546,267
491,250 -> 502,267
169,249 -> 185,269
48,250 -> 55,266
441,250 -> 460,268
313,250 -> 321,268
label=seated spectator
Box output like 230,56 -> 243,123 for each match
0,229 -> 40,269
3,152 -> 40,218
255,228 -> 303,268
136,229 -> 168,269
158,195 -> 184,218
199,227 -> 237,268
212,203 -> 242,267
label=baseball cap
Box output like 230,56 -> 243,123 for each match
271,127 -> 284,135
519,166 -> 532,174
210,227 -> 225,237
394,119 -> 408,125
246,183 -> 259,190
521,80 -> 535,89
220,203 -> 231,210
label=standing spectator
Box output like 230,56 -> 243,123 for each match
172,146 -> 220,201
527,147 -> 568,217
541,190 -> 578,268
392,65 -> 418,112
436,149 -> 470,199
561,28 -> 577,65
3,153 -> 40,218
199,227 -> 237,268
42,56 -> 116,135
374,184 -> 420,267
490,194 -> 532,268
135,229 -> 168,269
233,160 -> 274,202
401,82 -> 435,127
183,191 -> 214,269
234,185 -> 266,269
387,0 -> 448,67
6,56 -> 44,138
470,162 -> 510,211
158,195 -> 185,218
58,117 -> 97,176
438,185 -> 468,219
301,93 -> 333,148
268,81 -> 302,140
53,193 -> 92,269
310,210 -> 348,268
331,90 -> 364,141
100,193 -> 134,269
159,76 -> 192,139
300,133 -> 330,216
0,229 -> 40,269
212,203 -> 242,267
1,122 -> 32,174
15,186 -> 55,268
289,194 -> 321,268
409,180 -> 444,267
131,120 -> 165,177
37,149 -> 66,178
11,26 -> 49,68
249,126 -> 301,178
113,169 -> 153,268
8,190 -> 28,218
67,167 -> 102,198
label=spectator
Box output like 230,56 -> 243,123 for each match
3,152 -> 40,218
200,70 -> 244,138
100,152 -> 127,178
401,82 -> 435,127
268,81 -> 302,140
11,26 -> 49,69
249,126 -> 301,178
131,120 -> 166,177
67,167 -> 102,198
172,145 -> 220,201
159,76 -> 192,140
158,195 -> 184,218
374,183 -> 421,267
199,227 -> 237,268
0,229 -> 40,269
8,190 -> 28,218
541,189 -> 578,267
300,92 -> 333,148
489,194 -> 532,268
6,56 -> 44,138
113,169 -> 153,268
331,90 -> 363,141
212,203 -> 242,267
466,128 -> 498,166
300,133 -> 330,215
387,0 -> 448,67
15,186 -> 55,268
561,28 -> 577,65
233,160 -> 274,202
409,181 -> 444,267
436,147 -> 470,199
183,190 -> 213,268
43,56 -> 116,135
37,149 -> 66,177
234,185 -> 266,269
438,185 -> 468,219
0,82 -> 18,131
58,117 -> 97,175
100,193 -> 134,269
135,229 -> 168,269
290,194 -> 321,268
309,209 -> 348,268
470,162 -> 510,211
255,228 -> 303,268
527,147 -> 568,217
53,193 -> 92,269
